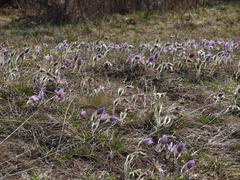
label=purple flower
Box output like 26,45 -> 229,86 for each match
223,43 -> 230,51
167,142 -> 177,153
97,107 -> 105,115
143,138 -> 154,146
221,51 -> 230,62
27,85 -> 47,105
148,55 -> 156,62
29,95 -> 41,103
176,143 -> 185,153
80,109 -> 86,118
147,54 -> 158,62
38,86 -> 46,100
186,160 -> 196,170
55,88 -> 65,100
44,54 -> 53,62
110,115 -> 119,124
75,54 -> 82,65
99,113 -> 109,123
160,135 -> 168,145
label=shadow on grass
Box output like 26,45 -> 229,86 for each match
2,15 -> 71,30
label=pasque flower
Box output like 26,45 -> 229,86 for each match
80,109 -> 87,118
181,160 -> 197,173
75,54 -> 82,65
143,138 -> 154,146
176,143 -> 185,153
99,113 -> 109,123
110,115 -> 120,124
97,107 -> 105,115
55,88 -> 65,100
148,55 -> 156,62
38,86 -> 46,100
27,86 -> 46,105
186,160 -> 196,170
44,54 -> 53,62
160,135 -> 168,145
167,142 -> 177,153
28,95 -> 41,104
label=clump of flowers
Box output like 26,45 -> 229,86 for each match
135,134 -> 196,178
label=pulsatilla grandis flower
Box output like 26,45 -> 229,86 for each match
148,55 -> 156,62
176,143 -> 185,153
44,54 -> 53,62
28,95 -> 41,104
110,115 -> 120,124
160,135 -> 168,145
38,86 -> 46,100
27,86 -> 46,105
75,54 -> 82,65
55,88 -> 65,100
167,142 -> 176,153
186,160 -> 196,170
143,138 -> 154,146
80,109 -> 87,118
97,107 -> 105,115
99,113 -> 109,123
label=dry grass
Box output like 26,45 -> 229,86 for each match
0,2 -> 240,179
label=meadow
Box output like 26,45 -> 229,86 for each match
0,2 -> 240,179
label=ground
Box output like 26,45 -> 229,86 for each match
0,2 -> 240,179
